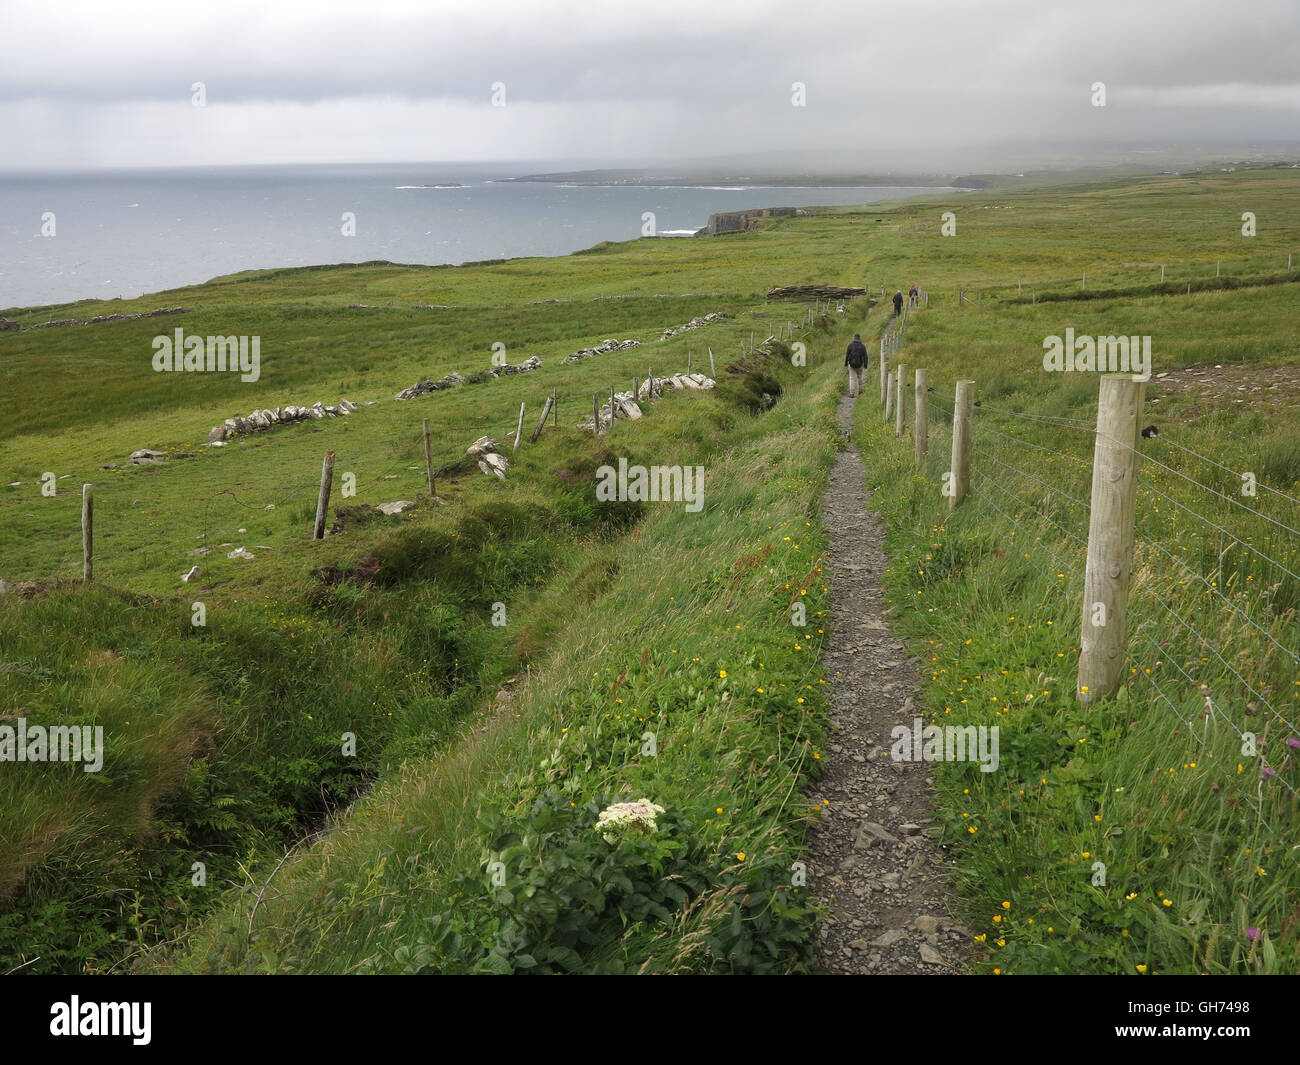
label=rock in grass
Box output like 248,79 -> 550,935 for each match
377,500 -> 416,515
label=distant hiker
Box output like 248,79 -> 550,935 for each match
893,290 -> 904,316
845,332 -> 869,397
909,284 -> 918,307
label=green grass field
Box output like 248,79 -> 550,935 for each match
2,165 -> 1297,974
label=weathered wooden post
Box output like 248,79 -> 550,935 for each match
947,380 -> 974,510
513,401 -> 526,453
885,370 -> 895,421
709,348 -> 715,378
530,394 -> 554,443
914,368 -> 928,467
1160,264 -> 1165,282
313,451 -> 335,540
593,392 -> 600,433
895,362 -> 906,437
81,484 -> 93,581
552,388 -> 558,426
687,351 -> 692,373
880,341 -> 889,406
633,376 -> 639,402
422,419 -> 435,497
1078,373 -> 1146,705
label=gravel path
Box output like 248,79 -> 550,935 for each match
807,392 -> 971,975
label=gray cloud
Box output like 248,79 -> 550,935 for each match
2,0 -> 1298,169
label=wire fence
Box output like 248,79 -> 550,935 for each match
946,252 -> 1298,307
877,305 -> 1300,811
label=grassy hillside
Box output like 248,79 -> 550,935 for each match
2,166 -> 1298,974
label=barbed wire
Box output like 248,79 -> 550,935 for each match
971,417 -> 1094,469
1154,436 -> 1300,510
1136,477 -> 1300,586
971,440 -> 1091,513
973,403 -> 1095,430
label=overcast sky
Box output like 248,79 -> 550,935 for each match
2,0 -> 1298,172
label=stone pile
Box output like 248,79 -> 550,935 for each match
659,312 -> 729,340
564,338 -> 641,363
467,436 -> 508,480
581,372 -> 714,432
396,355 -> 542,399
205,399 -> 360,443
31,307 -> 188,329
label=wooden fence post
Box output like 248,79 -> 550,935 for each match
313,451 -> 335,540
82,484 -> 93,581
895,362 -> 906,437
513,401 -> 526,453
422,419 -> 435,497
709,348 -> 715,378
593,392 -> 600,433
1160,264 -> 1165,282
948,381 -> 974,511
880,342 -> 888,406
687,351 -> 692,373
552,388 -> 558,426
530,394 -> 555,443
914,368 -> 928,467
884,370 -> 895,421
1078,374 -> 1145,704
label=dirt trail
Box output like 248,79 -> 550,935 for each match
806,392 -> 969,974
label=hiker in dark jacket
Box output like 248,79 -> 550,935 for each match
893,290 -> 904,316
845,333 -> 869,397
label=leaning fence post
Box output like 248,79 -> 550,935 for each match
1078,373 -> 1146,705
914,368 -> 928,467
948,381 -> 974,511
313,451 -> 335,540
513,401 -> 526,453
82,484 -> 93,581
895,362 -> 906,438
530,394 -> 554,443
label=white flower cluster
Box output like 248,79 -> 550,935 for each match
594,799 -> 666,843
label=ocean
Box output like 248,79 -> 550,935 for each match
0,162 -> 948,311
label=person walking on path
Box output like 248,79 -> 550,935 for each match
844,332 -> 869,398
908,284 -> 918,307
893,290 -> 904,316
